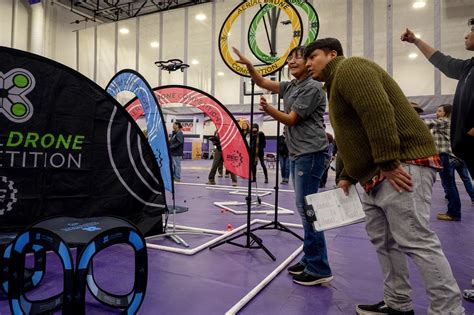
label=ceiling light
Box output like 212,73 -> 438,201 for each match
412,1 -> 426,9
408,52 -> 418,59
195,14 -> 206,21
150,41 -> 159,48
217,72 -> 224,76
119,27 -> 129,34
191,59 -> 199,65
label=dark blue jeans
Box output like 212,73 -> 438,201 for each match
279,155 -> 290,181
439,153 -> 461,218
290,152 -> 332,277
454,159 -> 474,201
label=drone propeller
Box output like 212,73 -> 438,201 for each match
167,58 -> 184,64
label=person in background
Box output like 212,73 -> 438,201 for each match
305,37 -> 464,314
240,120 -> 251,145
233,46 -> 332,286
451,159 -> 474,205
411,101 -> 474,204
278,133 -> 290,184
425,104 -> 462,221
250,123 -> 269,184
169,122 -> 184,182
320,132 -> 335,188
207,130 -> 238,187
401,19 -> 474,177
427,105 -> 474,206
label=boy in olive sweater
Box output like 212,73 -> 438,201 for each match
305,38 -> 464,315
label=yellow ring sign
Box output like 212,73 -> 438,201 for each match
219,0 -> 303,77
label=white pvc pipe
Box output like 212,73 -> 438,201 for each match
145,220 -> 303,255
229,190 -> 272,197
30,2 -> 45,55
214,201 -> 294,215
176,181 -> 295,193
146,221 -> 249,255
225,245 -> 304,315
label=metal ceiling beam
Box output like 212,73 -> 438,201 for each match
59,0 -> 210,23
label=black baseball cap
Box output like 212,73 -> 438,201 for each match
469,18 -> 474,27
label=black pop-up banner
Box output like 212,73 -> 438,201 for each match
0,47 -> 166,236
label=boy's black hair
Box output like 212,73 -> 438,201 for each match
174,121 -> 182,129
304,38 -> 344,58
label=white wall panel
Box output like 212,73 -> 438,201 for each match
138,14 -> 161,88
97,23 -> 115,87
117,19 -> 137,71
78,27 -> 95,80
0,0 -> 13,47
13,0 -> 30,51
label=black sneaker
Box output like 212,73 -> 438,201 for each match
292,272 -> 333,286
287,262 -> 305,275
356,301 -> 414,315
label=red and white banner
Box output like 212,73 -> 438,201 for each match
126,85 -> 250,179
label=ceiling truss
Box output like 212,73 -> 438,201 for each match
55,0 -> 211,23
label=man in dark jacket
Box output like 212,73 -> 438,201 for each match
401,19 -> 474,176
169,122 -> 184,182
206,130 -> 238,186
277,134 -> 290,184
250,123 -> 268,183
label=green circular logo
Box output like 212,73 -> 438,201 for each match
11,103 -> 27,117
219,0 -> 303,77
13,74 -> 29,88
249,1 -> 319,65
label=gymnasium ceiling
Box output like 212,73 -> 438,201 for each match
53,0 -> 212,22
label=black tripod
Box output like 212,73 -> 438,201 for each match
251,70 -> 303,242
209,81 -> 275,261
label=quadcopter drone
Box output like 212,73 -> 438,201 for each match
155,59 -> 190,73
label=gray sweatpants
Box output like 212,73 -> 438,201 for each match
361,163 -> 464,314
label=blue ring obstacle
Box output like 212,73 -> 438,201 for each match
1,240 -> 46,295
5,216 -> 148,314
7,227 -> 75,314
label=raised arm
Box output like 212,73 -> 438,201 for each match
232,47 -> 280,94
401,28 -> 468,79
401,28 -> 436,60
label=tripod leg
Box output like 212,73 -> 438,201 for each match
275,222 -> 304,241
248,232 -> 276,261
209,230 -> 248,249
251,221 -> 304,242
172,235 -> 189,248
168,235 -> 182,245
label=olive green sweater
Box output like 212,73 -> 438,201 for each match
325,56 -> 436,185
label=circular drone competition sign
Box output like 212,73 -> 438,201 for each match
219,0 -> 319,77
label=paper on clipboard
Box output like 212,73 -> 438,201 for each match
304,185 -> 365,232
